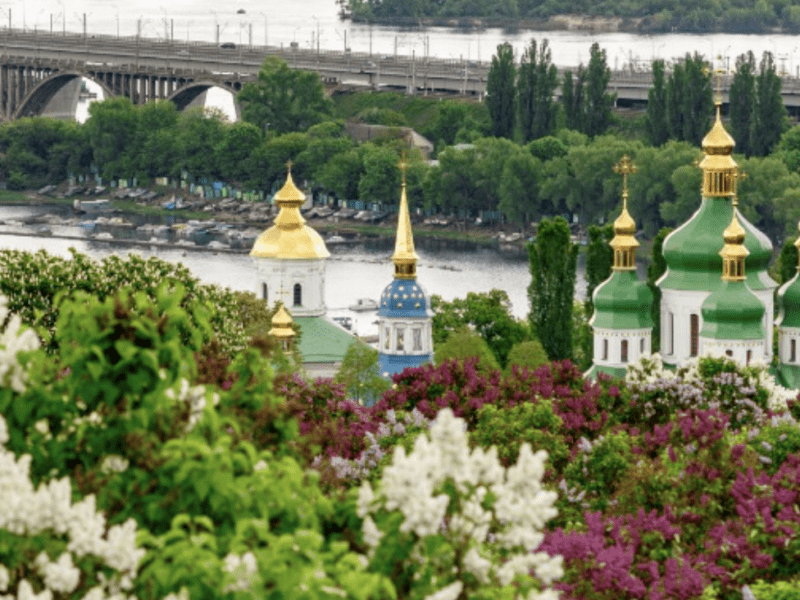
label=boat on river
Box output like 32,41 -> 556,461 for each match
73,199 -> 111,213
349,298 -> 378,312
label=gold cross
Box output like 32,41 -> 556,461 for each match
286,160 -> 293,173
613,154 -> 637,198
715,54 -> 725,104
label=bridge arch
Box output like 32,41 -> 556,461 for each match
13,72 -> 114,121
167,80 -> 242,121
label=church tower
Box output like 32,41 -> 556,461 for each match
377,167 -> 433,379
776,222 -> 800,387
587,155 -> 653,378
656,99 -> 776,366
698,196 -> 766,362
250,165 -> 330,317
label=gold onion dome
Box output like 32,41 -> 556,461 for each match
610,155 -> 639,270
702,103 -> 736,156
250,166 -> 330,259
719,199 -> 748,281
268,304 -> 295,339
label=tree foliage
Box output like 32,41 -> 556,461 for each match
238,56 -> 333,135
527,217 -> 579,361
516,38 -> 558,142
486,42 -> 516,139
646,59 -> 669,146
665,54 -> 713,145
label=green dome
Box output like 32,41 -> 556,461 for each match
660,198 -> 774,293
700,280 -> 765,340
777,270 -> 800,328
592,270 -> 654,329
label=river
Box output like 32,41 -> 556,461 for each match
0,204 -> 548,336
11,0 -> 800,72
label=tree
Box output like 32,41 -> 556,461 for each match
516,39 -> 558,142
583,43 -> 615,137
752,51 -> 787,157
174,107 -> 227,183
132,100 -> 180,181
646,227 -> 673,353
729,52 -> 756,156
486,43 -> 516,139
584,224 -> 614,317
498,148 -> 543,226
504,340 -> 549,374
430,290 -> 527,368
666,54 -> 712,145
561,70 -> 580,131
334,339 -> 389,406
84,96 -> 139,181
433,328 -> 501,374
238,56 -> 333,135
527,217 -> 579,361
646,59 -> 669,146
358,144 -> 401,204
215,121 -> 263,184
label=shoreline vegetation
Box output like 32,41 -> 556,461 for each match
346,2 -> 800,34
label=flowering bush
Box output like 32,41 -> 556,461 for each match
358,408 -> 564,600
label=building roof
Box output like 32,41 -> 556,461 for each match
377,278 -> 431,319
700,280 -> 765,340
294,316 -> 355,364
591,270 -> 654,329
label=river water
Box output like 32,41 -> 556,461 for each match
12,0 -> 800,72
0,204 -> 546,336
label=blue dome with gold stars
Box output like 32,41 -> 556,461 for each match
378,279 -> 431,319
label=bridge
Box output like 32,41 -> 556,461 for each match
3,28 -> 800,121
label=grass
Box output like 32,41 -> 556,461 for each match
0,190 -> 59,203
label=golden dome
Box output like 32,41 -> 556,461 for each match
392,174 -> 419,279
250,167 -> 330,260
269,304 -> 296,339
723,210 -> 746,246
609,155 -> 639,269
702,103 -> 735,156
795,220 -> 800,252
613,205 -> 636,236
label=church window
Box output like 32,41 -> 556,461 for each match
747,350 -> 752,365
690,314 -> 699,357
792,339 -> 797,362
621,340 -> 628,363
640,338 -> 645,353
262,283 -> 268,302
602,339 -> 608,361
293,283 -> 302,306
412,328 -> 422,351
384,327 -> 391,350
726,350 -> 733,357
396,328 -> 405,352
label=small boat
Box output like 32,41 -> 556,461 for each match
73,199 -> 111,213
349,298 -> 378,312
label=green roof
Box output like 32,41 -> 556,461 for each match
592,270 -> 654,330
778,363 -> 800,389
700,280 -> 765,340
777,270 -> 800,328
294,317 -> 356,364
585,364 -> 628,380
659,197 -> 774,292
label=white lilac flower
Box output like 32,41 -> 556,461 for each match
424,581 -> 463,600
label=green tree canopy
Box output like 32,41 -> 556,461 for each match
486,42 -> 516,139
238,56 -> 333,135
433,328 -> 501,374
646,59 -> 669,146
516,39 -> 558,142
528,217 -> 579,361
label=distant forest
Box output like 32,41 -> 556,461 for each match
346,0 -> 800,33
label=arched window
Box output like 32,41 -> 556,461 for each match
262,283 -> 268,302
726,349 -> 733,357
690,314 -> 699,357
640,338 -> 645,353
746,349 -> 752,365
602,339 -> 608,361
792,339 -> 797,363
293,283 -> 302,306
621,339 -> 628,363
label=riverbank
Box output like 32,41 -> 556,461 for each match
14,187 -> 533,249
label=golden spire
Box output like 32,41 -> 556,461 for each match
700,58 -> 738,198
720,194 -> 748,281
610,155 -> 639,270
392,159 -> 419,279
269,303 -> 296,348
